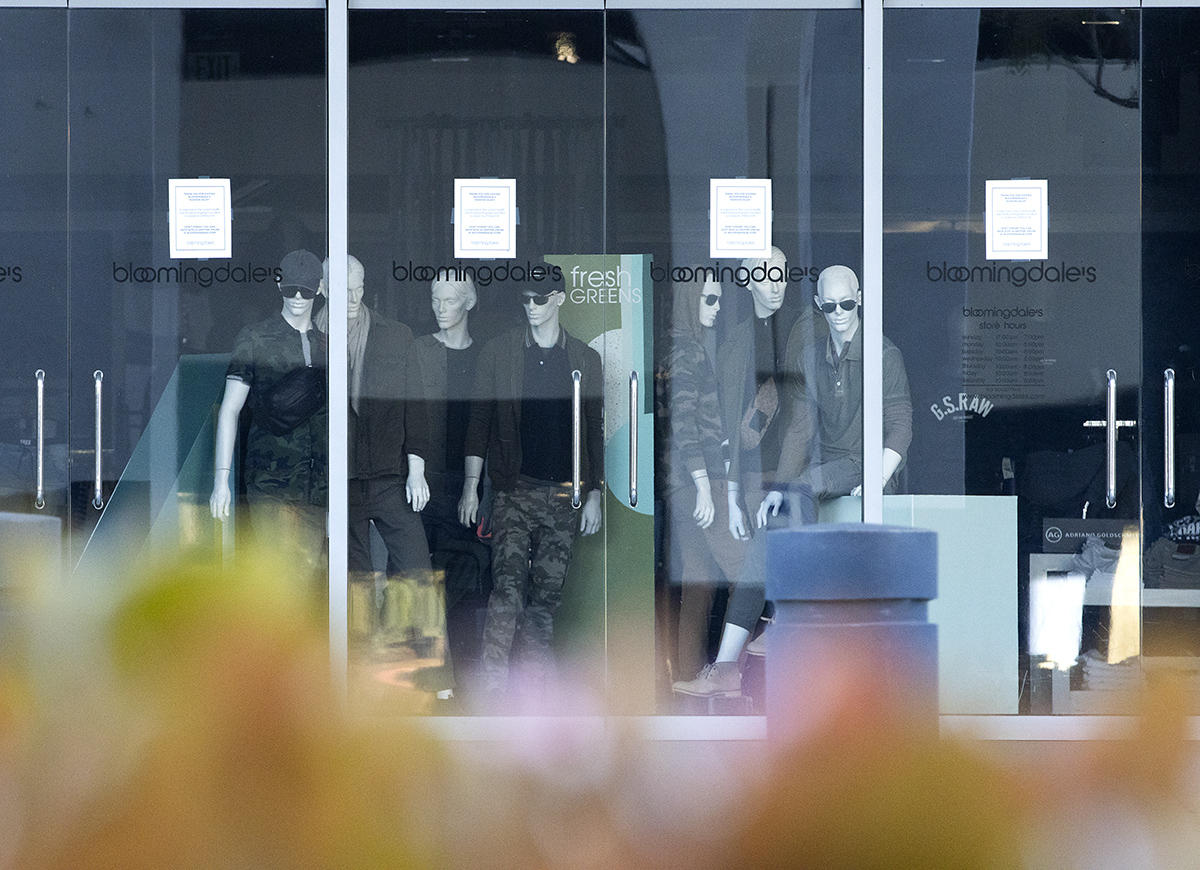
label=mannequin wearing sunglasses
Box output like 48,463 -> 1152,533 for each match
460,274 -> 604,704
674,247 -> 823,699
656,274 -> 749,686
210,248 -> 329,597
759,264 -> 912,523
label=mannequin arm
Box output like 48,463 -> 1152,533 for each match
580,489 -> 602,535
210,378 -> 250,519
458,455 -> 484,526
692,471 -> 715,529
850,448 -> 905,497
727,479 -> 748,540
406,454 -> 429,512
881,447 -> 903,488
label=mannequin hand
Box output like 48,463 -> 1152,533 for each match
693,478 -> 715,529
580,490 -> 602,535
210,479 -> 232,520
728,491 -> 748,540
756,490 -> 783,528
458,487 -> 479,527
406,469 -> 430,512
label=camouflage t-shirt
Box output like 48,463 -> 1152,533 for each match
226,313 -> 328,507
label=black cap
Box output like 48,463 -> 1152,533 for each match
279,249 -> 323,292
515,260 -> 562,297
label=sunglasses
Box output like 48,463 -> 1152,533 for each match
280,284 -> 320,300
523,292 -> 559,306
702,294 -> 720,306
815,298 -> 858,314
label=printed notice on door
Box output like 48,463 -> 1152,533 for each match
454,178 -> 517,260
709,178 -> 772,259
985,179 -> 1048,260
168,178 -> 231,259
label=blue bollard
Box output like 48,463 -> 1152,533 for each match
765,524 -> 938,738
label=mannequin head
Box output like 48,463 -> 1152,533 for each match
669,269 -> 720,341
431,275 -> 477,333
698,278 -> 722,328
814,264 -> 862,343
277,249 -> 323,322
320,254 -> 366,320
521,286 -> 565,331
742,246 -> 788,319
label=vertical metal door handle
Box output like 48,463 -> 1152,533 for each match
93,370 -> 105,510
35,369 -> 45,510
629,371 -> 638,507
1105,368 -> 1117,509
1165,368 -> 1176,509
571,369 -> 582,509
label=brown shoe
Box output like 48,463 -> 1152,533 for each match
671,661 -> 741,697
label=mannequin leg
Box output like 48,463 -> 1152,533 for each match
714,623 -> 751,663
479,488 -> 533,692
347,480 -> 379,644
513,485 -> 575,696
677,581 -> 717,679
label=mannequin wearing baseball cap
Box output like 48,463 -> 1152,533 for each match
210,249 -> 329,595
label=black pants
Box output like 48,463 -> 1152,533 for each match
348,475 -> 431,577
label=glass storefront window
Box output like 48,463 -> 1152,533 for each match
13,2 -> 1200,728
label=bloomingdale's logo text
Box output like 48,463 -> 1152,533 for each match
113,261 -> 281,288
650,262 -> 820,287
926,260 -> 1097,288
392,260 -> 562,287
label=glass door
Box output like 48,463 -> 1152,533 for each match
1141,5 -> 1200,711
608,5 -> 865,714
0,6 -> 68,581
67,7 -> 328,584
884,7 -> 1141,714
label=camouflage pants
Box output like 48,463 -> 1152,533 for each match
480,480 -> 577,689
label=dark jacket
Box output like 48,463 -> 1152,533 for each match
404,332 -> 473,474
656,332 -> 728,490
465,325 -> 604,493
350,313 -> 418,479
716,306 -> 823,483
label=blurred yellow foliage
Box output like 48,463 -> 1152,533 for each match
3,547 -> 1200,869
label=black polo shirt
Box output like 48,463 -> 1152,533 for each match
519,329 -> 572,483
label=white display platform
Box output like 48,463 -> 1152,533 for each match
818,495 -> 1018,714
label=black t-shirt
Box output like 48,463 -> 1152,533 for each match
444,343 -> 480,472
519,340 -> 572,483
